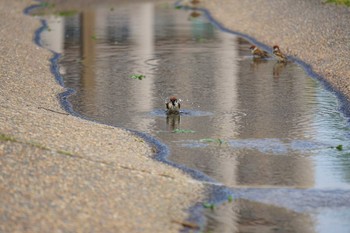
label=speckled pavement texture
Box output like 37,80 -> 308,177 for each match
0,0 -> 203,232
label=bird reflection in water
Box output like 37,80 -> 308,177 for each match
250,57 -> 268,72
273,62 -> 287,79
188,10 -> 201,20
166,114 -> 181,131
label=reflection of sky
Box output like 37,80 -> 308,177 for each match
316,208 -> 350,233
312,80 -> 350,188
313,82 -> 349,143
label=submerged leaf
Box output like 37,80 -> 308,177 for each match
203,202 -> 215,210
336,144 -> 343,151
173,129 -> 196,133
200,138 -> 217,143
200,138 -> 226,144
57,10 -> 78,17
129,74 -> 146,80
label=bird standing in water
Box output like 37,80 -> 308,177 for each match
273,45 -> 288,63
250,45 -> 269,58
166,96 -> 181,115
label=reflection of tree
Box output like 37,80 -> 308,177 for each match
340,154 -> 350,183
206,199 -> 315,233
237,199 -> 314,233
106,13 -> 130,44
236,151 -> 314,187
80,11 -> 97,114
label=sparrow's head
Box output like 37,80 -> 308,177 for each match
249,45 -> 256,51
169,96 -> 178,104
273,45 -> 280,51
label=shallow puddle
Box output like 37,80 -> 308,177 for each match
36,1 -> 350,232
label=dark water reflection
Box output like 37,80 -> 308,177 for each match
38,1 -> 350,232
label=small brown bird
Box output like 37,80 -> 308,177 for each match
273,45 -> 287,63
190,0 -> 201,4
166,96 -> 181,115
250,45 -> 269,58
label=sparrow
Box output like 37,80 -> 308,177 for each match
249,45 -> 269,58
273,45 -> 287,63
190,0 -> 201,4
166,96 -> 181,115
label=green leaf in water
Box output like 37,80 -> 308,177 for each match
200,138 -> 217,143
175,5 -> 182,9
227,195 -> 233,203
91,35 -> 97,40
200,138 -> 225,144
57,10 -> 78,17
173,129 -> 196,133
129,74 -> 146,80
203,202 -> 215,210
336,144 -> 343,151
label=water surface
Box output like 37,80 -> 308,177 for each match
39,2 -> 350,232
